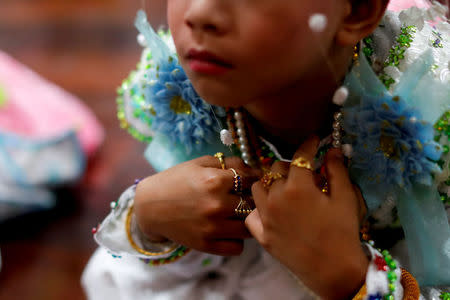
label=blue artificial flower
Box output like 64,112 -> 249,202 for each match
343,94 -> 442,190
134,11 -> 224,154
143,56 -> 224,154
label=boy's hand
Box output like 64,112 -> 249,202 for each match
245,137 -> 368,300
134,155 -> 261,256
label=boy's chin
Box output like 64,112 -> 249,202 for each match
195,88 -> 250,108
200,94 -> 248,108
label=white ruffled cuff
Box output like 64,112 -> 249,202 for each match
92,184 -> 225,278
93,184 -> 181,260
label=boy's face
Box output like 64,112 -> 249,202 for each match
168,0 -> 349,107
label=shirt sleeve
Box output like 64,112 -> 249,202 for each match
92,183 -> 225,279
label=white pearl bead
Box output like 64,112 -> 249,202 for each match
239,136 -> 248,145
237,128 -> 245,137
334,112 -> 343,120
234,112 -> 243,121
332,86 -> 349,106
235,120 -> 244,129
332,131 -> 341,139
110,202 -> 117,209
333,121 -> 341,130
242,152 -> 250,161
332,140 -> 341,148
240,144 -> 249,152
308,13 -> 328,33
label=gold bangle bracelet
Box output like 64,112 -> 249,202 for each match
352,284 -> 366,300
125,204 -> 179,256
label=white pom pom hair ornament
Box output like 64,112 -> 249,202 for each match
220,129 -> 234,146
342,144 -> 353,158
308,14 -> 328,33
137,33 -> 147,47
332,86 -> 349,106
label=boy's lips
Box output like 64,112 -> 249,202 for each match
186,49 -> 233,75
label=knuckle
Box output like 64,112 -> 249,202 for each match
272,161 -> 287,172
199,169 -> 223,193
283,183 -> 301,199
201,223 -> 217,238
227,156 -> 246,170
200,200 -> 223,217
263,201 -> 281,223
272,161 -> 283,168
251,181 -> 261,195
195,155 -> 214,165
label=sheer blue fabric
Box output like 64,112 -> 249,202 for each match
344,50 -> 450,285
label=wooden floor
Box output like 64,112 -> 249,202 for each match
0,1 -> 166,299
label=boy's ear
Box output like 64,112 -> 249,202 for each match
336,0 -> 389,46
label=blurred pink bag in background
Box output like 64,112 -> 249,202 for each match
0,51 -> 103,157
0,50 -> 104,221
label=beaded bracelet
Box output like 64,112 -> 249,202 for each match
367,247 -> 399,300
352,268 -> 420,300
140,246 -> 191,266
352,241 -> 421,300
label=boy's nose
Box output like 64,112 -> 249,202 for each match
184,0 -> 230,36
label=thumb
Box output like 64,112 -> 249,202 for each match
245,208 -> 264,241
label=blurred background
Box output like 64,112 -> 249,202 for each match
0,1 -> 166,299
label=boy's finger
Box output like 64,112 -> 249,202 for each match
262,161 -> 288,191
288,136 -> 320,185
245,209 -> 264,241
205,240 -> 244,256
210,220 -> 253,239
324,148 -> 355,206
353,185 -> 368,224
200,155 -> 262,177
251,181 -> 268,208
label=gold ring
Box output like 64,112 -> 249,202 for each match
261,171 -> 284,189
291,157 -> 314,171
229,168 -> 242,194
235,196 -> 253,218
214,152 -> 226,170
